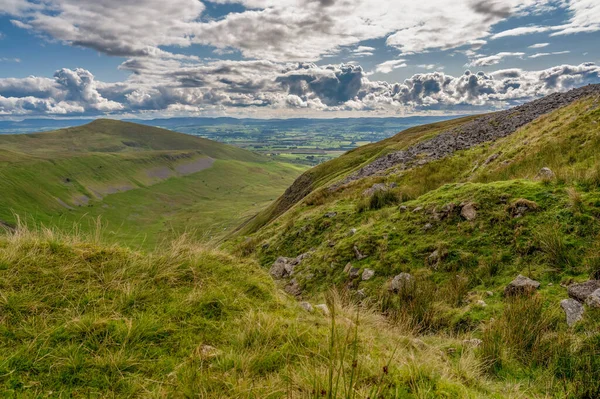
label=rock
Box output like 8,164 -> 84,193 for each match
486,291 -> 494,297
356,289 -> 366,298
363,183 -> 388,197
389,182 -> 398,188
568,280 -> 600,303
362,268 -> 375,281
460,203 -> 477,221
316,304 -> 330,316
353,245 -> 367,260
330,85 -> 600,190
428,249 -> 445,267
585,289 -> 600,308
328,240 -> 336,247
269,257 -> 294,279
423,223 -> 433,231
475,300 -> 487,307
324,212 -> 337,218
560,299 -> 584,327
463,339 -> 483,348
504,274 -> 540,296
349,228 -> 357,236
536,167 -> 556,181
439,203 -> 456,220
390,272 -> 414,293
399,205 -> 408,211
509,198 -> 539,218
269,253 -> 309,279
300,302 -> 314,313
284,279 -> 302,296
348,267 -> 361,279
413,206 -> 423,213
343,262 -> 352,274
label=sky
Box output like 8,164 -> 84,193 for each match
0,0 -> 599,119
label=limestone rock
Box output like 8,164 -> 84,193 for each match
509,199 -> 538,218
585,288 -> 600,308
269,253 -> 309,279
362,268 -> 375,281
353,245 -> 367,260
504,274 -> 540,296
348,267 -> 360,279
560,298 -> 584,327
390,272 -> 414,293
568,280 -> 600,303
536,167 -> 556,181
460,203 -> 477,221
284,279 -> 302,296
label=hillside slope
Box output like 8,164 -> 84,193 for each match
0,120 -> 305,246
231,85 -> 600,397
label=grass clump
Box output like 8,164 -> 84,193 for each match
357,189 -> 401,212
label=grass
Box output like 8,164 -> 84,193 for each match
0,226 -> 521,397
0,120 -> 307,247
228,95 -> 600,397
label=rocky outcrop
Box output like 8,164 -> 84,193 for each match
362,268 -> 375,281
269,252 -> 310,279
390,272 -> 414,293
504,275 -> 540,296
460,203 -> 477,221
585,289 -> 600,308
331,84 -> 600,189
536,167 -> 556,181
560,299 -> 584,327
568,280 -> 600,303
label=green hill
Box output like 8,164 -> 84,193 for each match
0,119 -> 306,247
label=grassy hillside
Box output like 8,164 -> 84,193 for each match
230,94 -> 600,397
0,120 -> 305,247
0,227 -> 531,397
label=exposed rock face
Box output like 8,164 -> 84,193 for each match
585,289 -> 600,308
568,280 -> 600,302
460,203 -> 477,221
536,167 -> 556,181
331,84 -> 600,189
504,275 -> 540,296
270,253 -> 309,279
560,299 -> 584,327
362,268 -> 375,281
390,273 -> 414,293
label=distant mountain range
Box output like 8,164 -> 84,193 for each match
0,115 -> 462,135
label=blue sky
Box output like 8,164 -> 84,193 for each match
1,0 -> 599,119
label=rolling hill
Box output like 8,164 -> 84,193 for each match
0,119 -> 306,247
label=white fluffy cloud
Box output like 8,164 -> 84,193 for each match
468,52 -> 525,67
1,61 -> 599,116
8,0 -> 599,62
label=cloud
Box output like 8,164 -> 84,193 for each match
528,50 -> 570,58
6,0 -> 205,58
491,25 -> 554,38
2,61 -> 599,117
468,52 -> 525,66
5,0 -> 561,62
529,42 -> 549,48
0,68 -> 122,115
373,60 -> 407,74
